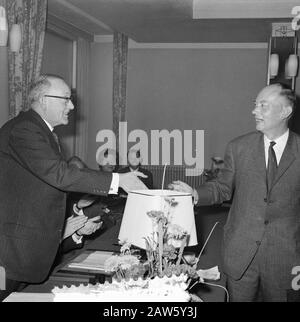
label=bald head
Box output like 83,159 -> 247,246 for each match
128,149 -> 142,170
267,83 -> 295,111
29,74 -> 74,128
253,83 -> 295,139
97,149 -> 118,173
29,75 -> 65,108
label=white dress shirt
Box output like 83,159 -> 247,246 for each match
72,232 -> 83,244
264,130 -> 289,167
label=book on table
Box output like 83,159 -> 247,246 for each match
66,250 -> 115,272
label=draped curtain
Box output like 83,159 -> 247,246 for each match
112,32 -> 128,151
7,0 -> 47,118
75,38 -> 91,161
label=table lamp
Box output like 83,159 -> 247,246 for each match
118,189 -> 198,249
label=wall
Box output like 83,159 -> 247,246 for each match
126,46 -> 268,168
42,31 -> 73,85
89,42 -> 277,169
88,42 -> 113,168
0,47 -> 8,127
41,30 -> 75,160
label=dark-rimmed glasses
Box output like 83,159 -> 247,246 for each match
44,94 -> 73,104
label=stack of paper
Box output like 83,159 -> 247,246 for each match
68,251 -> 115,271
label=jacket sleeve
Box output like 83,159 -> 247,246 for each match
9,120 -> 112,195
60,235 -> 83,254
196,141 -> 235,205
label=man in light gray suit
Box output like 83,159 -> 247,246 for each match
170,83 -> 300,301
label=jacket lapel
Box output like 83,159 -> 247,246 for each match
27,109 -> 61,153
251,133 -> 267,182
272,131 -> 297,189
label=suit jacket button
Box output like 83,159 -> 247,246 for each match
256,241 -> 261,246
264,198 -> 267,202
264,220 -> 269,225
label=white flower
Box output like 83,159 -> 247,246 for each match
104,256 -> 121,272
120,241 -> 132,255
119,255 -> 140,270
104,255 -> 140,272
167,224 -> 187,239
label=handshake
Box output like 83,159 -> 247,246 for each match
168,180 -> 199,204
76,171 -> 149,210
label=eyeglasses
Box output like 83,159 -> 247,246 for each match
44,94 -> 73,104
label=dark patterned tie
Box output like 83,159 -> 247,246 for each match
266,141 -> 277,193
52,132 -> 61,153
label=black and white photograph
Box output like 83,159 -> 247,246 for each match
0,0 -> 300,308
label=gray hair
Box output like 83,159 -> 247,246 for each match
28,74 -> 65,108
275,83 -> 296,110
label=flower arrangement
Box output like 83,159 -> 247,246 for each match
103,195 -> 225,301
104,197 -> 201,283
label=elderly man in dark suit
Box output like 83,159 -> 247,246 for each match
0,74 -> 146,299
170,83 -> 300,302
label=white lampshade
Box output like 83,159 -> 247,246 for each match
118,189 -> 198,249
9,24 -> 22,52
0,6 -> 8,47
286,54 -> 298,78
269,53 -> 279,78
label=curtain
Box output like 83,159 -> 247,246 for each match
75,38 -> 91,161
7,0 -> 47,118
112,31 -> 128,151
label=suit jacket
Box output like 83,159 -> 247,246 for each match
118,166 -> 153,189
0,109 -> 112,283
196,131 -> 300,286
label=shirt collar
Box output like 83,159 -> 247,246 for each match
42,118 -> 54,132
264,129 -> 289,147
129,167 -> 139,172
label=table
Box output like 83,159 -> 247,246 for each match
4,205 -> 229,302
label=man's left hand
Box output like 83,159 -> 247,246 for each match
77,216 -> 103,236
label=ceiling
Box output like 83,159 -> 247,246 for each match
47,0 -> 300,42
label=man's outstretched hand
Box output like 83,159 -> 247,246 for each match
119,171 -> 148,193
168,180 -> 199,204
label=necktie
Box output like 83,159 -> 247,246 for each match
266,141 -> 277,193
52,132 -> 61,153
